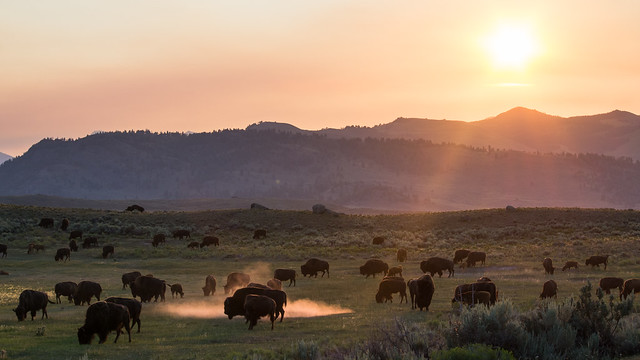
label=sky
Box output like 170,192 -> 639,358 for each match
1,1 -> 639,156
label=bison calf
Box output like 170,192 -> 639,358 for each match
169,284 -> 184,298
202,275 -> 216,296
562,261 -> 578,271
375,278 -> 407,304
55,248 -> 71,262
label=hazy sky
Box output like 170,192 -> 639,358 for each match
1,1 -> 639,156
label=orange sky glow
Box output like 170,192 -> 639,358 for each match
1,1 -> 639,156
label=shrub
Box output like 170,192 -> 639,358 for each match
432,344 -> 516,360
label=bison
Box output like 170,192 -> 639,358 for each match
224,272 -> 251,295
224,287 -> 287,322
82,237 -> 98,248
200,236 -> 219,248
372,236 -> 385,245
0,243 -> 7,258
122,271 -> 142,290
69,230 -> 83,241
244,294 -> 276,330
130,275 -> 166,303
620,279 -> 640,300
172,229 -> 191,240
202,275 -> 216,296
253,229 -> 267,239
125,204 -> 144,212
408,275 -> 435,311
453,291 -> 492,306
586,255 -> 609,270
453,281 -> 498,305
27,243 -> 44,254
152,234 -> 166,248
543,257 -> 555,275
274,269 -> 296,287
54,281 -> 78,303
301,258 -> 330,278
168,284 -> 184,298
453,249 -> 471,264
105,297 -> 142,333
38,218 -> 54,228
388,265 -> 403,277
396,248 -> 407,262
360,259 -> 389,278
77,301 -> 131,344
102,245 -> 114,259
54,248 -> 71,262
421,257 -> 455,278
375,277 -> 407,304
13,290 -> 54,321
562,261 -> 579,271
599,277 -> 624,295
60,218 -> 70,231
267,278 -> 282,290
187,241 -> 200,249
69,239 -> 78,252
540,280 -> 558,299
466,251 -> 486,267
74,281 -> 102,305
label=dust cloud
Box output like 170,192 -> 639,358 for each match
285,298 -> 353,317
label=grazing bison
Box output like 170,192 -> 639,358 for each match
105,297 -> 142,333
224,272 -> 251,295
54,248 -> 71,262
375,277 -> 407,304
244,294 -> 277,330
121,271 -> 142,290
267,278 -> 282,290
396,248 -> 407,262
187,241 -> 200,249
562,261 -> 579,271
152,234 -> 166,248
54,281 -> 78,303
621,279 -> 640,300
466,251 -> 486,267
69,239 -> 78,252
0,243 -> 6,258
388,265 -> 403,277
130,275 -> 166,303
69,230 -> 83,241
301,258 -> 330,278
172,229 -> 191,240
540,280 -> 558,299
38,218 -> 54,228
13,290 -> 54,321
253,229 -> 267,239
102,245 -> 114,259
586,255 -> 609,270
74,281 -> 102,305
83,237 -> 98,249
224,287 -> 287,322
372,236 -> 385,245
543,258 -> 555,275
200,236 -> 219,248
408,275 -> 435,311
168,284 -> 184,298
453,249 -> 471,264
274,269 -> 296,287
202,275 -> 216,296
60,218 -> 70,231
421,257 -> 455,278
599,277 -> 624,295
453,281 -> 498,305
27,243 -> 44,254
453,291 -> 492,306
125,204 -> 144,212
359,259 -> 389,278
77,301 -> 131,344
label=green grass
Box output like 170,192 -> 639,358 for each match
1,205 -> 640,358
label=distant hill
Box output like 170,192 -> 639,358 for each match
0,152 -> 12,164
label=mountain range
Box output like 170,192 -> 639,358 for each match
1,107 -> 639,212
0,152 -> 12,164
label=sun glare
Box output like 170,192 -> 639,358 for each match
484,23 -> 539,71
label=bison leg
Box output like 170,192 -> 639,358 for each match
270,313 -> 275,330
98,331 -> 108,344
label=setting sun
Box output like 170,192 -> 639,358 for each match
484,22 -> 539,71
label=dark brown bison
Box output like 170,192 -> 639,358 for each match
27,243 -> 44,254
38,218 -> 54,228
466,251 -> 486,267
60,218 -> 70,231
586,255 -> 609,270
543,257 -> 555,275
372,236 -> 385,245
82,237 -> 98,248
69,230 -> 83,241
388,265 -> 403,277
396,248 -> 407,262
540,280 -> 558,299
187,241 -> 200,249
620,279 -> 640,300
360,259 -> 389,278
599,277 -> 624,295
105,297 -> 142,333
454,291 -> 492,306
301,258 -> 330,278
453,281 -> 498,305
224,287 -> 287,322
168,284 -> 184,298
54,281 -> 78,303
562,261 -> 579,271
69,239 -> 78,252
453,249 -> 471,264
408,275 -> 435,311
75,281 -> 102,305
244,294 -> 276,330
152,234 -> 166,247
125,204 -> 144,212
274,269 -> 296,287
224,272 -> 251,294
121,271 -> 142,290
253,229 -> 267,239
202,275 -> 216,296
200,236 -> 219,248
421,257 -> 455,278
102,245 -> 114,259
130,275 -> 166,303
0,243 -> 7,258
267,278 -> 282,290
172,229 -> 191,240
375,277 -> 407,304
77,301 -> 131,344
13,290 -> 54,321
54,248 -> 71,262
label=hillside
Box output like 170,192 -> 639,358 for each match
0,152 -> 12,164
1,127 -> 640,210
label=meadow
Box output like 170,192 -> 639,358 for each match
1,204 -> 640,359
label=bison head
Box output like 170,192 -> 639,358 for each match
375,292 -> 384,304
77,326 -> 93,344
13,306 -> 27,321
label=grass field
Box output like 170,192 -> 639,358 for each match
1,205 -> 639,359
